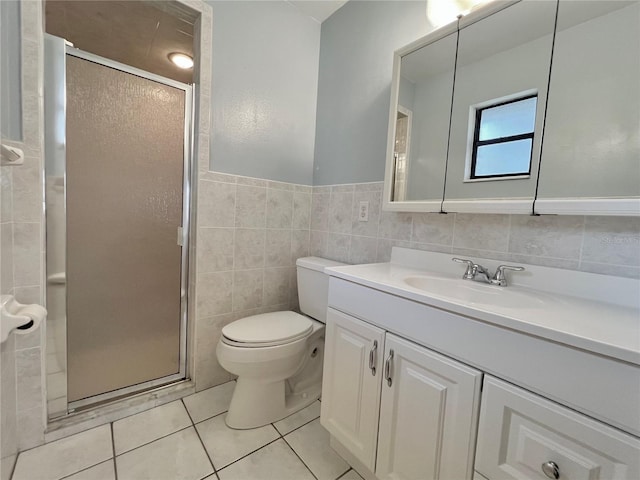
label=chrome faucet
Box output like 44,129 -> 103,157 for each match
452,258 -> 524,287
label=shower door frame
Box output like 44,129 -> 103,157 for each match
46,41 -> 193,413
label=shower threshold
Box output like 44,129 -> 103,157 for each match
45,379 -> 195,443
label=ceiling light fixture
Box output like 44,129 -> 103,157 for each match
168,52 -> 193,69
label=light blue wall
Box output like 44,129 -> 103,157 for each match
313,1 -> 434,185
207,1 -> 321,185
1,0 -> 22,140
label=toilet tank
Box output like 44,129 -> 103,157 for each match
296,257 -> 346,323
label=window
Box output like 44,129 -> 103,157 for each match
470,95 -> 537,179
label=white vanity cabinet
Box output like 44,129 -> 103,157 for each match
476,377 -> 640,480
321,307 -> 483,479
376,334 -> 482,480
322,250 -> 640,480
321,308 -> 385,470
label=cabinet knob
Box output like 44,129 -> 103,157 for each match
541,461 -> 560,479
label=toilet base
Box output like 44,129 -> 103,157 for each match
225,377 -> 321,430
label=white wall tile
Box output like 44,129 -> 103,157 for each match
412,212 -> 454,246
310,193 -> 330,231
328,191 -> 354,234
292,192 -> 311,230
197,272 -> 233,317
197,228 -> 234,273
581,216 -> 640,266
198,181 -> 236,227
351,190 -> 381,237
235,185 -> 266,228
232,269 -> 264,311
452,214 -> 510,252
509,215 -> 584,259
265,229 -> 292,267
266,189 -> 293,229
234,229 -> 265,269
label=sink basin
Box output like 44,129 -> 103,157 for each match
403,275 -> 547,309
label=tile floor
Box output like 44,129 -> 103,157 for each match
11,381 -> 363,480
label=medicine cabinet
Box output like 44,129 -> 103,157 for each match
383,0 -> 640,216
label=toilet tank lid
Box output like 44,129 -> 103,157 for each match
296,257 -> 346,272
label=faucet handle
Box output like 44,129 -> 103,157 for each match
491,265 -> 525,286
452,257 -> 475,279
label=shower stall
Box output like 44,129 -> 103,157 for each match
44,34 -> 192,417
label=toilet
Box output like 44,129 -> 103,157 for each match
216,256 -> 345,429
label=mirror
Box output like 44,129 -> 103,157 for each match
386,30 -> 458,209
536,1 -> 640,215
443,0 -> 557,213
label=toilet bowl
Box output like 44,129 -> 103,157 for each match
216,257 -> 345,429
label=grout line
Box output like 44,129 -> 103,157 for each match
115,425 -> 193,458
214,437 -> 282,474
57,460 -> 114,480
336,469 -> 358,480
182,398 -> 218,476
273,412 -> 320,437
281,435 -> 319,480
110,423 -> 118,480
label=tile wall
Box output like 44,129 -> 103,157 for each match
193,172 -> 312,391
309,182 -> 640,279
0,0 -> 47,473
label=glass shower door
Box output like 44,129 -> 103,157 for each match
64,52 -> 190,406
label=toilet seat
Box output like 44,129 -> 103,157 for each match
221,311 -> 313,348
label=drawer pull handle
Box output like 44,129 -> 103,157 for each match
542,461 -> 560,479
384,349 -> 394,387
369,340 -> 378,376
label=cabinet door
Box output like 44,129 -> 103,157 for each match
376,333 -> 483,480
476,376 -> 640,480
320,308 -> 385,470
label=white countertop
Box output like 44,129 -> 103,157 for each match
326,249 -> 640,366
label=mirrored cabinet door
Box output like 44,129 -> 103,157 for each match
535,1 -> 640,216
442,0 -> 558,214
384,31 -> 458,210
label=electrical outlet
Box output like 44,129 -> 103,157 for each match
359,201 -> 369,222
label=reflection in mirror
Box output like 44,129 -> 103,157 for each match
443,0 -> 557,212
391,32 -> 457,203
536,1 -> 639,212
392,106 -> 412,201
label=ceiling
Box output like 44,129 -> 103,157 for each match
288,0 -> 348,23
45,1 -> 195,84
44,0 -> 348,85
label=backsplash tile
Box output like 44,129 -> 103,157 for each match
581,216 -> 640,267
307,182 -> 640,280
453,213 -> 511,252
411,212 -> 453,246
508,215 -> 584,260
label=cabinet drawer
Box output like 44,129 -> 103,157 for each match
476,377 -> 640,480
